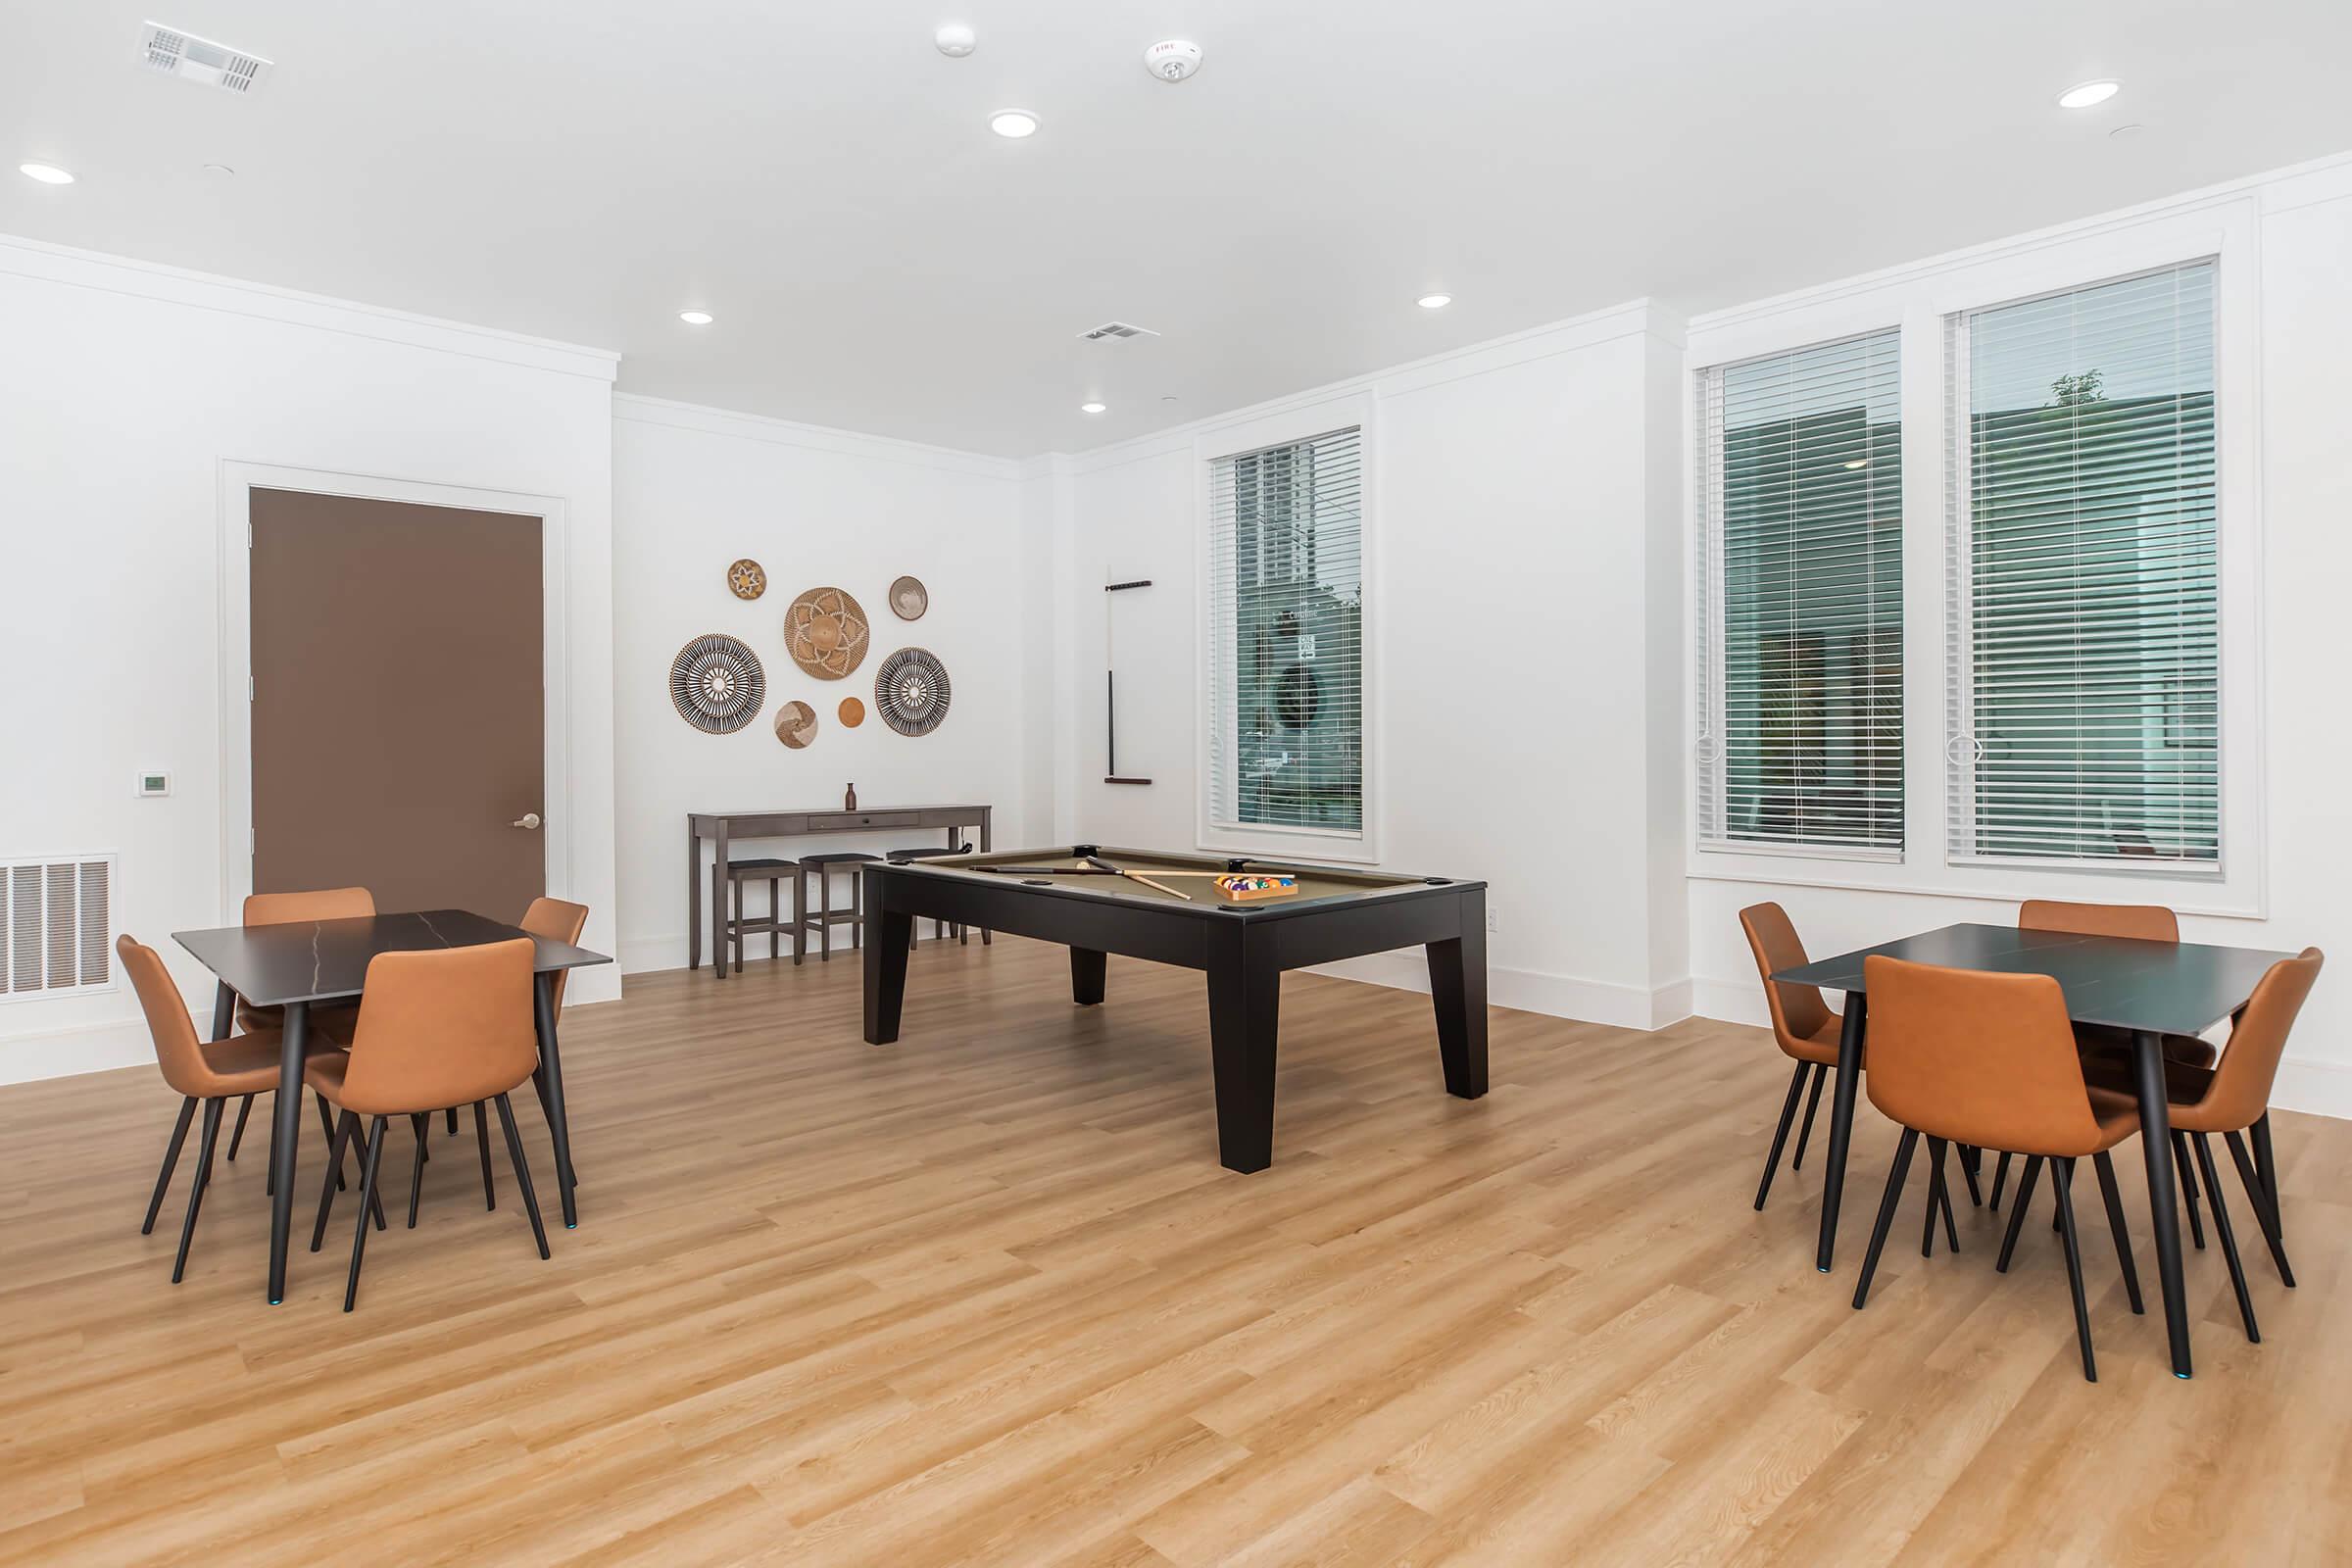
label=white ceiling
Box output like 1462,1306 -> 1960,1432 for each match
6,2 -> 2351,457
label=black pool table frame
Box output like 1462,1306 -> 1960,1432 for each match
861,846 -> 1490,1172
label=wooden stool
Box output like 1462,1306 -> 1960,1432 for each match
794,853 -> 880,963
886,844 -> 972,945
724,858 -> 793,975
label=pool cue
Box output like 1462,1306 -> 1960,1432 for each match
1121,871 -> 1193,901
968,862 -> 1191,899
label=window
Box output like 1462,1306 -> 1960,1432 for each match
1694,329 -> 1903,855
1944,261 -> 2219,869
1205,425 -> 1363,840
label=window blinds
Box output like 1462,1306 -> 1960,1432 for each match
1694,329 -> 1904,854
1944,261 -> 2219,868
1205,426 -> 1364,836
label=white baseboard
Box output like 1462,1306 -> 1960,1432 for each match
1306,951 -> 1693,1031
0,1014 -> 160,1086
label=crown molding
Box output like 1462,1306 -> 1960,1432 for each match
0,230 -> 619,381
611,391 -> 1025,481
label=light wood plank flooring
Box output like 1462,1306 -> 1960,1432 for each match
2,936 -> 2347,1565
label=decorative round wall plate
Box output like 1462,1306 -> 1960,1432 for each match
670,634 -> 765,734
773,700 -> 818,749
874,647 -> 952,736
784,586 -> 870,679
837,696 -> 865,728
727,559 -> 767,600
889,574 -> 929,621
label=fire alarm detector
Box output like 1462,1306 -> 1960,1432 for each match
1144,39 -> 1201,81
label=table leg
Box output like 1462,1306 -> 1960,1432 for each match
979,808 -> 993,946
1071,947 -> 1107,1004
1426,895 -> 1488,1100
1815,994 -> 1867,1273
1205,931 -> 1279,1174
863,884 -> 912,1044
687,820 -> 702,974
266,1002 -> 307,1304
210,979 -> 234,1042
535,972 -> 578,1229
2133,1030 -> 2193,1378
710,822 -> 730,978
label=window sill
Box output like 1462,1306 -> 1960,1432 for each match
1686,855 -> 2266,922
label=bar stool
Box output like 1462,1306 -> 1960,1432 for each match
794,852 -> 880,963
886,843 -> 972,945
723,857 -> 794,975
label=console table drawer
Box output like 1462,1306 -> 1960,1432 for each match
807,810 -> 919,832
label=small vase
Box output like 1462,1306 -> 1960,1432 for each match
845,782 -> 858,810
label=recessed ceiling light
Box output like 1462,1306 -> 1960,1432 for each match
2057,79 -> 2120,110
989,109 -> 1040,139
678,310 -> 714,325
19,162 -> 74,184
1080,402 -> 1106,414
1417,293 -> 1452,310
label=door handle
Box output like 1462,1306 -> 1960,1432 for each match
512,812 -> 543,830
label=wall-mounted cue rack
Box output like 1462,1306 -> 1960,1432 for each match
1104,577 -> 1152,785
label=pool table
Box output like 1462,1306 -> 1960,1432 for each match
861,845 -> 1489,1172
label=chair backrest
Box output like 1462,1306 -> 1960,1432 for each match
1861,956 -> 2118,1156
2018,899 -> 2179,944
520,896 -> 589,1020
2189,949 -> 2324,1130
341,940 -> 539,1116
116,935 -> 210,1097
244,887 -> 376,926
1738,903 -> 1832,1057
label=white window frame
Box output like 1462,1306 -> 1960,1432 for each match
1193,391 -> 1379,863
1683,195 -> 2266,917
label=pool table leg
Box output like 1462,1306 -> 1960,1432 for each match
1071,948 -> 1106,1005
1205,931 -> 1279,1174
862,881 -> 912,1045
1425,898 -> 1488,1100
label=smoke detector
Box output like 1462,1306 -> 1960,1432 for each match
140,21 -> 272,93
1079,320 -> 1160,342
1144,40 -> 1202,82
934,24 -> 976,58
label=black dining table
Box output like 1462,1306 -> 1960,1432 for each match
172,908 -> 611,1305
1775,920 -> 2296,1381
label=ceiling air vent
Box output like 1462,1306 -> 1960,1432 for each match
140,21 -> 273,94
1079,321 -> 1160,342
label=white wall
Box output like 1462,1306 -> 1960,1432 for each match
0,235 -> 620,1084
1685,156 -> 2352,1119
608,396 -> 1048,974
1035,305 -> 1694,1028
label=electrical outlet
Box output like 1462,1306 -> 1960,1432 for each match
1485,903 -> 1498,934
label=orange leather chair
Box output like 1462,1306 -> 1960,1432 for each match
1739,904 -> 1855,1210
1851,956 -> 2144,1383
221,887 -> 374,1167
119,934 -> 372,1281
307,939 -> 552,1311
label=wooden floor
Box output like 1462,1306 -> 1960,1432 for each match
3,936 -> 2349,1565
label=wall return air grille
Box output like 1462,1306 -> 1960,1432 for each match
2,856 -> 117,1002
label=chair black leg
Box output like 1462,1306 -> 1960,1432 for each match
1997,1156 -> 2044,1272
345,1116 -> 389,1312
2193,1134 -> 2259,1344
225,1093 -> 255,1161
1791,1063 -> 1827,1170
2251,1113 -> 2285,1251
1955,1145 -> 1984,1207
2052,1158 -> 2097,1383
1938,1152 -> 1961,1252
473,1101 -> 497,1210
312,1108 -> 358,1251
493,1094 -> 551,1260
1989,1150 -> 2013,1211
316,1091 -> 347,1191
2089,1150 -> 2144,1313
407,1112 -> 429,1228
1923,1137 -> 1950,1258
143,1097 -> 197,1235
446,1107 -> 460,1137
2172,1130 -> 2207,1250
171,1098 -> 225,1283
2224,1129 -> 2292,1287
1853,1127 -> 1920,1309
1753,1061 -> 1809,1211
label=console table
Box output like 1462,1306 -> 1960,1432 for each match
687,804 -> 992,976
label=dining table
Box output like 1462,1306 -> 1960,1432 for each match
1774,920 -> 2297,1381
173,908 -> 612,1305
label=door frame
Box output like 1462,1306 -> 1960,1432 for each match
215,461 -> 574,923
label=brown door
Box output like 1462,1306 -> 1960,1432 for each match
250,488 -> 545,919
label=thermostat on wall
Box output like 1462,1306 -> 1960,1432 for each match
136,770 -> 171,798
